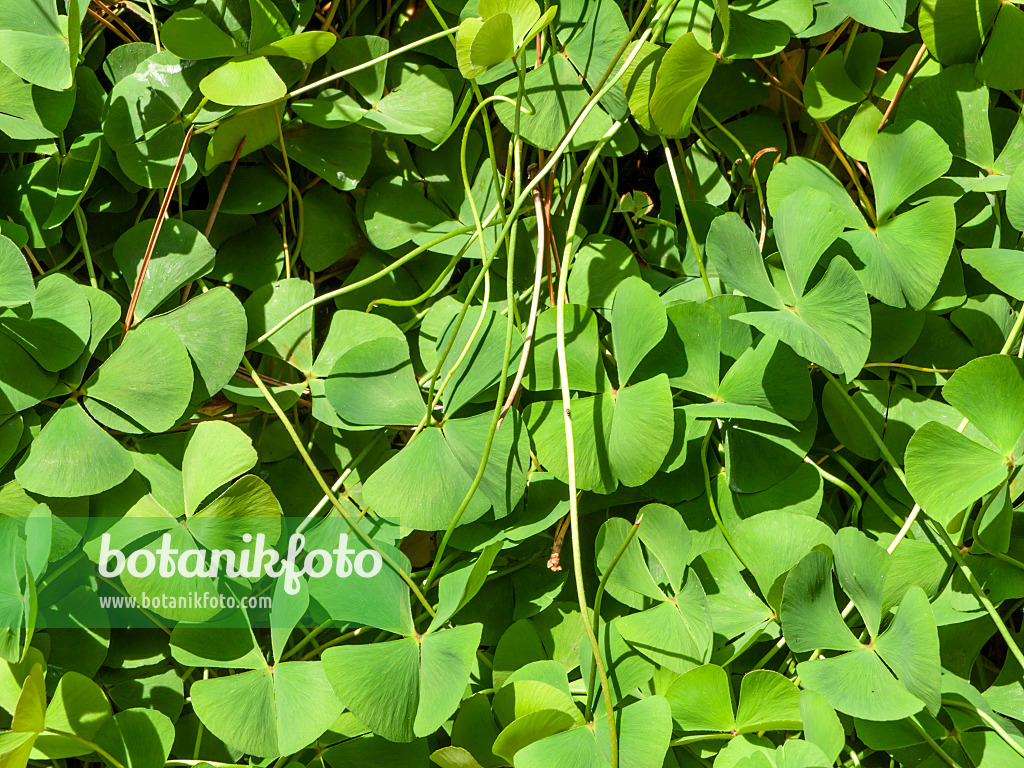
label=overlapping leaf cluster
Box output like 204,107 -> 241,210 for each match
1,0 -> 1024,766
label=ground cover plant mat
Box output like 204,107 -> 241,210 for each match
0,0 -> 1023,766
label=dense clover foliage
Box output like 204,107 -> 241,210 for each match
2,0 -> 1024,766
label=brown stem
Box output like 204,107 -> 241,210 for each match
92,0 -> 142,41
498,173 -> 547,428
877,43 -> 928,133
548,514 -> 571,572
817,121 -> 877,225
204,137 -> 246,238
820,18 -> 851,57
122,125 -> 194,341
753,58 -> 803,107
778,49 -> 805,93
86,7 -> 133,43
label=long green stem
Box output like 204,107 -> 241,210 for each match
819,369 -> 906,485
555,123 -> 622,768
804,456 -> 862,524
928,520 -> 1024,672
71,207 -> 97,288
826,450 -> 906,530
586,515 -> 643,721
906,717 -> 964,768
44,729 -> 127,768
661,137 -> 713,298
700,429 -> 749,570
422,77 -> 531,595
999,303 -> 1024,355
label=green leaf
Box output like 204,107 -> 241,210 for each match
181,421 -> 257,516
205,105 -> 279,170
363,177 -> 447,251
621,41 -> 665,134
0,273 -> 91,371
595,695 -> 672,768
325,35 -> 388,101
15,401 -> 132,497
797,649 -> 924,721
480,0 -> 542,47
363,426 -> 486,529
0,0 -> 76,91
873,586 -> 941,714
611,277 -> 667,386
248,0 -> 291,51
781,550 -> 862,653
735,258 -> 871,380
83,324 -> 193,433
774,188 -> 845,298
191,661 -> 342,758
616,582 -> 712,673
803,51 -> 867,120
325,337 -> 427,427
665,664 -> 735,731
595,517 -> 665,607
525,305 -> 605,393
0,236 -> 33,309
493,56 -> 614,151
491,710 -> 575,763
799,690 -> 845,764
904,422 -> 1009,526
255,32 -> 336,62
201,56 -> 286,107
306,531 -> 414,636
767,157 -> 865,229
735,670 -> 802,733
323,625 -> 482,742
607,374 -> 674,485
43,132 -> 102,229
161,9 -> 246,59
244,278 -> 314,372
94,708 -> 175,768
705,214 -> 783,309
113,219 -> 216,323
841,199 -> 955,310
144,287 -> 248,402
942,355 -> 1024,455
429,541 -> 504,631
457,15 -> 513,79
824,0 -> 907,32
869,122 -> 952,221
35,671 -> 111,758
359,63 -> 454,146
648,33 -> 717,136
0,331 -> 56,413
286,124 -> 372,191
1007,163 -> 1024,232
920,0 -> 999,64
513,727 -> 609,768
975,4 -> 1024,92
435,306 -> 523,417
831,528 -> 888,639
567,235 -> 642,310
963,248 -> 1024,299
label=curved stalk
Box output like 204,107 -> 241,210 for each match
242,357 -> 435,618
